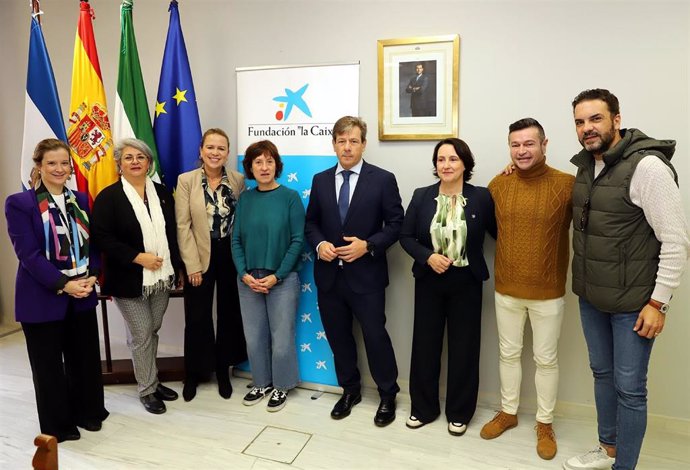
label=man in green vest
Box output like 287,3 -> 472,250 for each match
563,89 -> 689,470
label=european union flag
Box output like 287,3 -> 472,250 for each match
153,0 -> 201,188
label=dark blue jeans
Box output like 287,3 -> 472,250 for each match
579,298 -> 655,470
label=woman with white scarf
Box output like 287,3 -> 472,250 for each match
92,138 -> 182,414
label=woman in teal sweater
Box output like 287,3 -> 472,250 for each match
231,140 -> 305,412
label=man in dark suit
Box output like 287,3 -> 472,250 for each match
405,63 -> 430,116
305,116 -> 404,427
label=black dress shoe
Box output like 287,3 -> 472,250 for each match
77,420 -> 102,432
140,393 -> 166,414
183,380 -> 198,402
57,429 -> 81,443
154,383 -> 179,401
331,392 -> 362,419
374,397 -> 396,427
218,378 -> 233,399
217,366 -> 233,399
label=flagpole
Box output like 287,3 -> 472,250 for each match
30,0 -> 41,25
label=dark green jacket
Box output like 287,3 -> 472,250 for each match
571,128 -> 676,312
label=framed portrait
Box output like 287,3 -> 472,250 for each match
377,35 -> 459,141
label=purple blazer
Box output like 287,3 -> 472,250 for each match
5,189 -> 100,323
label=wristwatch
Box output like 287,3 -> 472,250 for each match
647,299 -> 670,314
366,241 -> 375,256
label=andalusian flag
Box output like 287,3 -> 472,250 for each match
21,8 -> 72,190
113,0 -> 161,181
67,0 -> 118,204
153,0 -> 202,188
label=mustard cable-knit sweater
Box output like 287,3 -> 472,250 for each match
488,159 -> 574,300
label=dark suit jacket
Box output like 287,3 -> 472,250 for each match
399,182 -> 497,282
5,189 -> 100,323
91,180 -> 181,298
305,160 -> 404,294
406,73 -> 430,115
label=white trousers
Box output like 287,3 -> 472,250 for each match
495,292 -> 564,424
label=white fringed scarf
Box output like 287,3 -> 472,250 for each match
121,176 -> 175,295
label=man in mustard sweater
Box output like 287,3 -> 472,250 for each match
481,118 -> 574,461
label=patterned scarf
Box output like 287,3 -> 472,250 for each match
36,183 -> 90,277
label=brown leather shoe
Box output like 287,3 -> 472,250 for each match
536,422 -> 557,460
480,411 -> 518,439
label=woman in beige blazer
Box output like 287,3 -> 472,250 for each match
176,128 -> 247,401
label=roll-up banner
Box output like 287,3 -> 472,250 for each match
236,63 -> 360,387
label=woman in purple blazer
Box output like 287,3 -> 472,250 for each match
5,139 -> 108,443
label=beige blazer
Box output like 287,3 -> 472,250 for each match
175,167 -> 245,275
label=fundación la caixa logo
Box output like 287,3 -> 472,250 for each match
248,83 -> 332,137
273,83 -> 312,121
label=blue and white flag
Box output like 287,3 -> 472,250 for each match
153,0 -> 201,188
21,13 -> 70,190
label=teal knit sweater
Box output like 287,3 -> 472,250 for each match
231,185 -> 305,281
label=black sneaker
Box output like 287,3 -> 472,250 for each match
267,389 -> 288,412
242,386 -> 274,406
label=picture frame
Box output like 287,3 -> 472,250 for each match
377,35 -> 460,141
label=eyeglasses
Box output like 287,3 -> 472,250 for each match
580,197 -> 590,231
123,155 -> 148,164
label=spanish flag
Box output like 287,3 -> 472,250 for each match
67,0 -> 118,204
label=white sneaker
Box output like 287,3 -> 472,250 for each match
242,386 -> 274,406
266,389 -> 288,412
448,422 -> 467,436
563,446 -> 615,469
405,415 -> 426,429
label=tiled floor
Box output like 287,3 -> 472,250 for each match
1,330 -> 688,469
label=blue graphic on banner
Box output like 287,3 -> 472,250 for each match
272,84 -> 312,120
237,154 -> 338,386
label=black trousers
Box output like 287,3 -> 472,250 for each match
22,304 -> 108,438
183,237 -> 247,382
318,269 -> 400,398
409,266 -> 482,424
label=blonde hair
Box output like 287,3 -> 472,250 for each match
30,139 -> 72,188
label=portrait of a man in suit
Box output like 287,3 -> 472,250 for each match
401,61 -> 436,117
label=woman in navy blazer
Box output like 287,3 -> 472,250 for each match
5,139 -> 108,442
400,138 -> 496,436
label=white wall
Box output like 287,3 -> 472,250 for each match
1,0 -> 688,423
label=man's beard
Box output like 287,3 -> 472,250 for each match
580,127 -> 616,153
